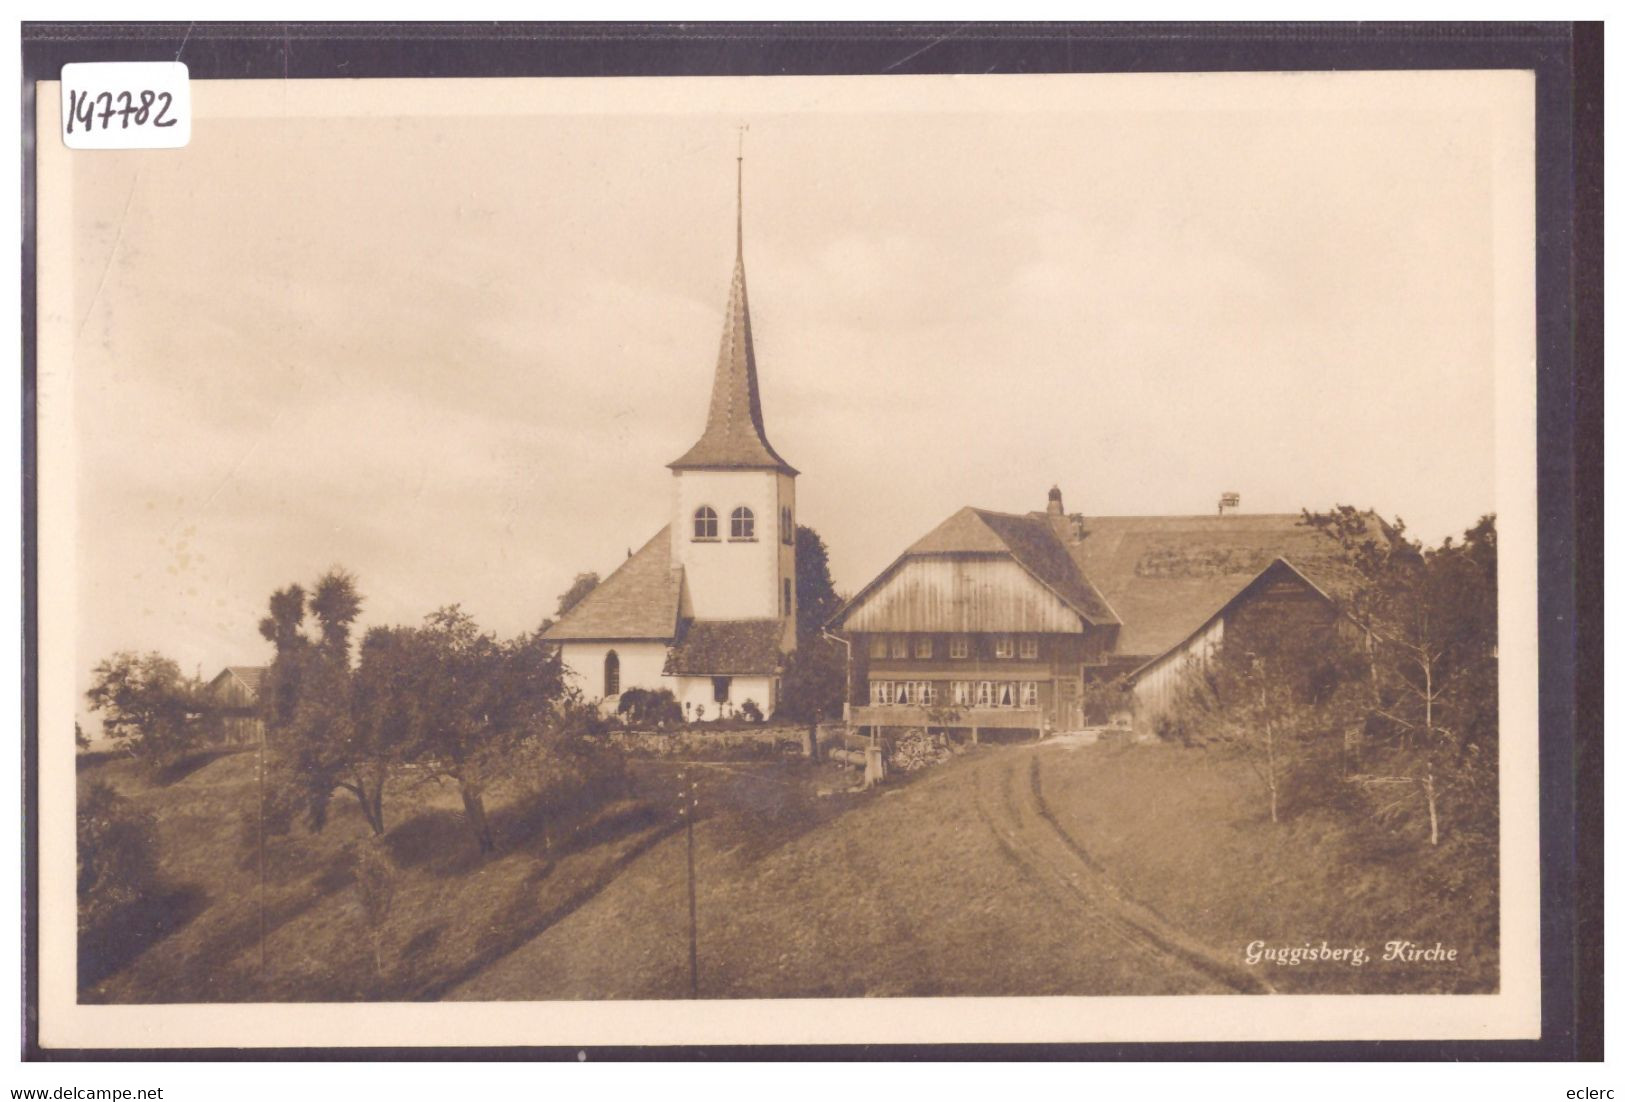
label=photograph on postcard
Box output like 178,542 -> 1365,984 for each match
32,68 -> 1541,1046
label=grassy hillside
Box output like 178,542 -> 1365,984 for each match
79,750 -> 680,1002
1035,740 -> 1497,994
81,738 -> 1495,1002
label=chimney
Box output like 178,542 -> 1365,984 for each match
1046,484 -> 1065,516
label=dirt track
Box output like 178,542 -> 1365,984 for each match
974,747 -> 1271,995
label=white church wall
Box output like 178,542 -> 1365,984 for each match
559,640 -> 670,704
670,468 -> 785,621
672,674 -> 777,721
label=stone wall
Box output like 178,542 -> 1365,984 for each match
595,723 -> 853,761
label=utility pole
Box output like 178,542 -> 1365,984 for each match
677,771 -> 699,998
258,726 -> 267,978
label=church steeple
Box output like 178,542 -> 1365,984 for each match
668,147 -> 798,476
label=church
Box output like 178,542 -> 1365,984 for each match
541,161 -> 798,719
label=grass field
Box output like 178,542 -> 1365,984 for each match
80,736 -> 1496,1002
1034,739 -> 1498,994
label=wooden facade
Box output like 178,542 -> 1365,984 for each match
206,667 -> 265,747
836,557 -> 1092,635
844,628 -> 1105,735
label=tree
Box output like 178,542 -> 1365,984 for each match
1303,508 -> 1498,846
374,607 -> 567,855
258,569 -> 393,834
793,525 -> 841,645
777,636 -> 847,724
777,524 -> 848,722
75,721 -> 89,751
85,651 -> 216,769
1170,617 -> 1354,824
555,572 -> 600,619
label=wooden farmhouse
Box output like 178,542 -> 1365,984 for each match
205,665 -> 266,746
541,163 -> 798,719
827,487 -> 1371,739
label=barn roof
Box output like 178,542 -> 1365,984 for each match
668,164 -> 796,476
662,619 -> 785,676
210,665 -> 266,697
1051,512 -> 1369,659
226,666 -> 265,694
830,506 -> 1119,631
541,528 -> 684,642
1124,557 -> 1339,683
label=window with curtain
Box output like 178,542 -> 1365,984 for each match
1019,637 -> 1039,660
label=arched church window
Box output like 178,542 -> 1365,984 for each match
730,506 -> 755,540
604,650 -> 620,697
781,506 -> 794,544
693,506 -> 718,540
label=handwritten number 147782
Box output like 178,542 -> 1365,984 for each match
66,88 -> 178,133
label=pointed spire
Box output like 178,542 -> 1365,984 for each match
669,139 -> 798,476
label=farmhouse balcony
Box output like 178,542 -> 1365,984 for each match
845,704 -> 1044,730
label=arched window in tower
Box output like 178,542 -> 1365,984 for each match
692,506 -> 718,540
730,506 -> 755,541
781,506 -> 794,545
603,650 -> 620,697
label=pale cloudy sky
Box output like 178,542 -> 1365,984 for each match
45,73 -> 1524,711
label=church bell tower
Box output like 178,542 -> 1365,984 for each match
667,149 -> 798,648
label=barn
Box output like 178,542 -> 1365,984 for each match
1124,557 -> 1348,736
205,665 -> 266,746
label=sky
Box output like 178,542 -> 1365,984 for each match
45,73 -> 1522,721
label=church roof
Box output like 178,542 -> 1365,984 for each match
541,528 -> 684,642
668,161 -> 797,476
662,619 -> 786,676
1053,512 -> 1372,659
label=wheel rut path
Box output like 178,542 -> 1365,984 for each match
972,746 -> 1273,995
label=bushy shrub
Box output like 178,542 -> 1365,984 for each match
350,838 -> 398,978
616,687 -> 683,728
78,781 -> 157,936
739,699 -> 764,723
